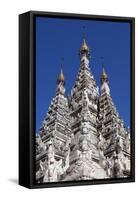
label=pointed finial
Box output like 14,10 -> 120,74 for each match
80,39 -> 89,52
100,57 -> 108,83
101,66 -> 108,84
79,27 -> 90,58
57,58 -> 65,85
58,68 -> 65,84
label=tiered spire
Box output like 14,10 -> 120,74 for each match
36,67 -> 72,182
64,37 -> 107,181
71,37 -> 98,99
98,67 -> 130,178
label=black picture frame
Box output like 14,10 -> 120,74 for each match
19,10 -> 135,189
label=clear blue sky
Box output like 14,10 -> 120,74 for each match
35,16 -> 130,133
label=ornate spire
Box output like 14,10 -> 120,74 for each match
79,28 -> 90,59
56,66 -> 65,95
101,68 -> 108,84
57,58 -> 65,85
80,38 -> 89,52
57,68 -> 65,85
79,38 -> 90,59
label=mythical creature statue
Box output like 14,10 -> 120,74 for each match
39,138 -> 72,182
37,140 -> 62,182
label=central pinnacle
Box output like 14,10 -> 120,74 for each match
80,38 -> 90,52
79,30 -> 90,59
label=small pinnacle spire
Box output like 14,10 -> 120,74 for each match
56,63 -> 65,95
101,67 -> 108,84
57,68 -> 65,85
57,59 -> 65,85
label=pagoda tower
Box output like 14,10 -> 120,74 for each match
64,38 -> 107,181
98,68 -> 131,178
35,36 -> 131,182
36,68 -> 72,183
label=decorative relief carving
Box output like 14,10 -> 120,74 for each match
36,135 -> 47,154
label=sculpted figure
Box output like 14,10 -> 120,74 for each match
42,141 -> 63,182
79,137 -> 89,152
36,159 -> 48,180
97,132 -> 106,168
40,160 -> 46,172
72,99 -> 78,110
97,132 -> 106,151
81,121 -> 89,134
105,157 -> 112,177
117,136 -> 123,148
123,156 -> 130,171
36,135 -> 46,153
62,140 -> 71,172
83,89 -> 89,108
53,140 -> 61,152
124,134 -> 130,153
77,136 -> 93,162
113,158 -> 123,177
111,152 -> 124,178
